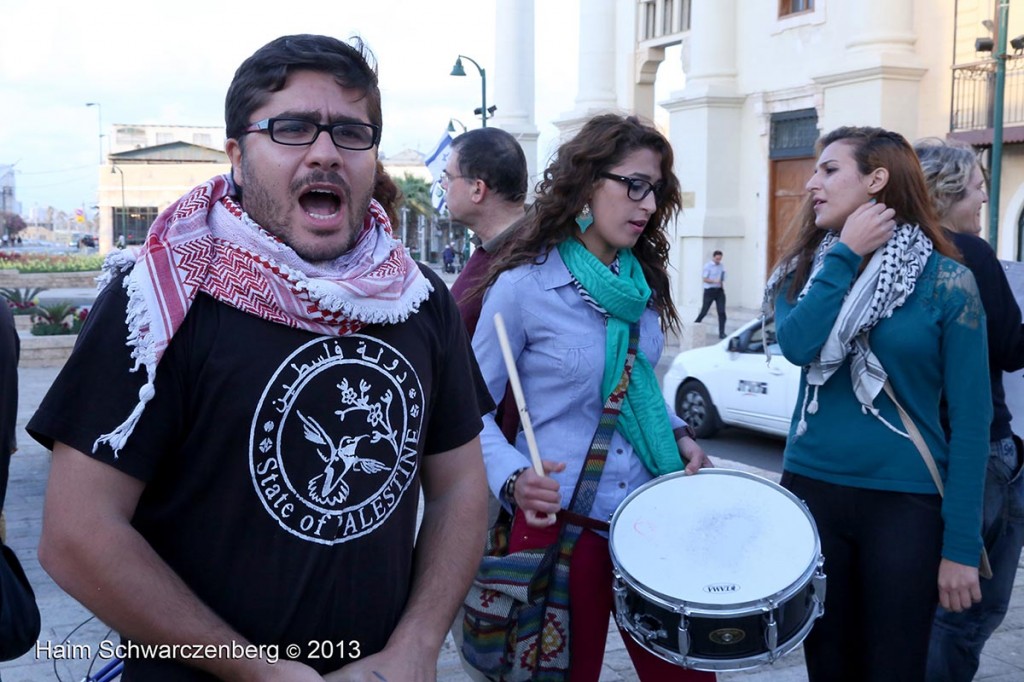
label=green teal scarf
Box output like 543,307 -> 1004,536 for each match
557,240 -> 682,476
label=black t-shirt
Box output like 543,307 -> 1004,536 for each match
29,264 -> 492,679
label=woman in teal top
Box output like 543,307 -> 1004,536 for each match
765,126 -> 990,681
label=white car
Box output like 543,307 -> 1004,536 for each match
661,317 -> 801,438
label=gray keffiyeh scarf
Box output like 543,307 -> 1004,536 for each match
762,224 -> 933,438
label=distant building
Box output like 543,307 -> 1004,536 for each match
109,124 -> 225,155
381,148 -> 432,183
0,164 -> 17,216
98,124 -> 230,253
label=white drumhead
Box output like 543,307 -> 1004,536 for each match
610,469 -> 817,606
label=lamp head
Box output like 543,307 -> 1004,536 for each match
450,57 -> 466,77
976,37 -> 995,52
1012,34 -> 1024,52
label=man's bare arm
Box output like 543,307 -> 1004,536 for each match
38,442 -> 321,682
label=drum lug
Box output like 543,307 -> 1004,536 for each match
812,557 -> 827,617
612,576 -> 629,630
763,603 -> 778,659
677,615 -> 690,659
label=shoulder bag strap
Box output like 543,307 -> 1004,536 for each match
883,380 -> 992,578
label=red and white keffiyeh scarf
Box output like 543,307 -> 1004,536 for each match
95,173 -> 431,457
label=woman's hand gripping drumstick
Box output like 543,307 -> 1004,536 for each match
494,313 -> 564,527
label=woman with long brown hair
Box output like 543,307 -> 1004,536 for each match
764,126 -> 990,680
468,113 -> 714,680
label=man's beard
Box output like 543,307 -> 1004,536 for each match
238,160 -> 374,262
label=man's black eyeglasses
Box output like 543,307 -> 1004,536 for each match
598,172 -> 665,202
240,117 -> 381,151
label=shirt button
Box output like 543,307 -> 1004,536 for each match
618,481 -> 627,489
616,448 -> 623,455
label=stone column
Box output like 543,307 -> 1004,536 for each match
811,0 -> 925,135
662,0 -> 745,341
553,0 -> 619,138
493,0 -> 540,184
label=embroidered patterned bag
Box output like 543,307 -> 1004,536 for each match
461,323 -> 639,680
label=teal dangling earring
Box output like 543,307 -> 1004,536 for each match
575,203 -> 594,232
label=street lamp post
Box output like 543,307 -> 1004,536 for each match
111,164 -> 126,247
447,118 -> 468,134
450,55 -> 489,128
86,102 -> 103,164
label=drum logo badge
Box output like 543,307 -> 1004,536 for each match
709,627 -> 747,645
703,583 -> 740,593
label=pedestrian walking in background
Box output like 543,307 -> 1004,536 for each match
766,126 -> 990,681
443,242 -> 456,273
694,250 -> 726,338
916,137 -> 1024,682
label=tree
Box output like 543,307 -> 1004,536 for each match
394,174 -> 434,219
0,212 -> 26,241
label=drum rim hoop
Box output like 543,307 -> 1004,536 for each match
609,468 -> 822,611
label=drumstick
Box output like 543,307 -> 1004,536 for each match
493,313 -> 544,476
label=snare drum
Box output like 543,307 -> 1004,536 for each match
609,468 -> 825,671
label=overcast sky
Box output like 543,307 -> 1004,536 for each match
1,0 -> 682,216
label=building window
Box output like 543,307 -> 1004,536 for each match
156,133 -> 174,145
769,109 -> 819,159
115,126 -> 148,148
779,0 -> 813,17
113,206 -> 159,245
193,133 -> 212,147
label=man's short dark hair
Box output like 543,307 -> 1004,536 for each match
450,128 -> 528,203
225,35 -> 381,143
713,250 -> 723,257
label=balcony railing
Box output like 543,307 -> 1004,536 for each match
951,54 -> 1024,136
637,0 -> 691,47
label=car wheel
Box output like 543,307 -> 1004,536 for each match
676,380 -> 719,438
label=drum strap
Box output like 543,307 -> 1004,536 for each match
883,380 -> 993,579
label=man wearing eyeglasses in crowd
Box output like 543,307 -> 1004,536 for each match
32,34 -> 490,681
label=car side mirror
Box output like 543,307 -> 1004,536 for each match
727,337 -> 741,353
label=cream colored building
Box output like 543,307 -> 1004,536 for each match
97,124 -> 229,253
534,0 -> 1024,321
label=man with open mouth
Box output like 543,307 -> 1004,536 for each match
30,34 -> 491,681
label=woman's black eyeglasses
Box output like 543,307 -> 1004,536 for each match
598,172 -> 664,202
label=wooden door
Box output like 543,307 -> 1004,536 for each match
768,157 -> 815,271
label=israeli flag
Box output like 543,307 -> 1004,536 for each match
424,131 -> 453,212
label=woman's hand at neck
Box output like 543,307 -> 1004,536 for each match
838,199 -> 897,257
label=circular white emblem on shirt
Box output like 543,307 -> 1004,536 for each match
250,335 -> 424,544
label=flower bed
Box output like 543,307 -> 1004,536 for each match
0,250 -> 104,274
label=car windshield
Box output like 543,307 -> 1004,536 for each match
732,319 -> 780,355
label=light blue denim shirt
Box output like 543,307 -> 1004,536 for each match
472,247 -> 684,524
